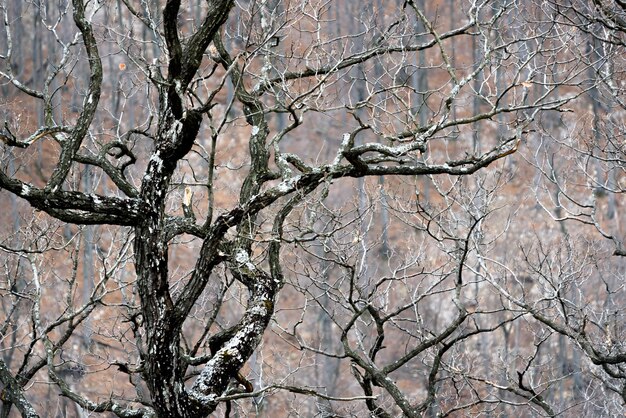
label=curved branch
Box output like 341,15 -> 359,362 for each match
0,359 -> 38,418
46,0 -> 103,190
0,169 -> 142,225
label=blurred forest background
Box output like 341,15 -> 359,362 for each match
0,0 -> 625,417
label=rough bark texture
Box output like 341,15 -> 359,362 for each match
0,0 -> 624,417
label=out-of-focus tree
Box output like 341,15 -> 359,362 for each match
0,0 -> 623,417
533,0 -> 625,256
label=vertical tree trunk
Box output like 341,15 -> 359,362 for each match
32,2 -> 45,170
82,165 -> 95,347
412,0 -> 430,201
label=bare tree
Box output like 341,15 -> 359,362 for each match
0,0 -> 623,417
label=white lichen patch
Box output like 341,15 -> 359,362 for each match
188,389 -> 217,406
149,151 -> 164,172
235,249 -> 249,264
150,154 -> 162,164
21,184 -> 31,196
274,176 -> 301,194
251,125 -> 260,135
249,304 -> 267,317
235,249 -> 256,272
